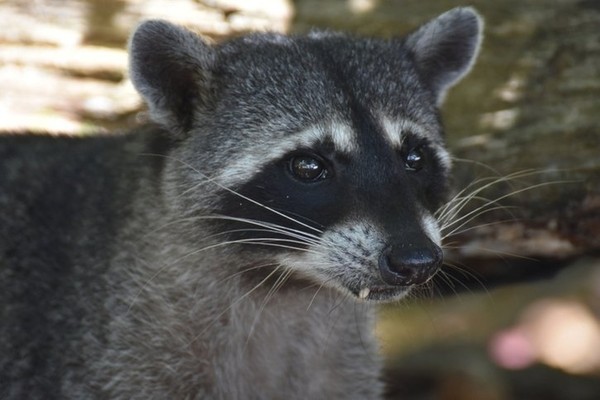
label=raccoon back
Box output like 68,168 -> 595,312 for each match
0,127 -> 168,397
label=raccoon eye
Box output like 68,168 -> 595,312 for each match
403,146 -> 426,172
289,155 -> 328,182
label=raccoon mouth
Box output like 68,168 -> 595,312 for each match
355,285 -> 410,302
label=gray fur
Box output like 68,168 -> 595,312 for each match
0,7 -> 482,399
404,7 -> 483,104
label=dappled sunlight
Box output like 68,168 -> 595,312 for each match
490,298 -> 600,375
480,108 -> 519,131
348,0 -> 377,14
0,0 -> 293,134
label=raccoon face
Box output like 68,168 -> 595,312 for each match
129,8 -> 482,302
215,118 -> 449,302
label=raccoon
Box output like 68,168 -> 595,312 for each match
0,7 -> 482,399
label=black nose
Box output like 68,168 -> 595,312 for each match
378,240 -> 443,286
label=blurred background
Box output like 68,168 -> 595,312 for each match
1,0 -> 599,398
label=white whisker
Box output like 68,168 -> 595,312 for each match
188,264 -> 285,346
438,169 -> 574,242
140,152 -> 325,235
216,262 -> 280,283
244,269 -> 295,348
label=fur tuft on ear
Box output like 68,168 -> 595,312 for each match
128,20 -> 216,135
405,7 -> 483,104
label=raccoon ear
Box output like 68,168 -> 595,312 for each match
405,7 -> 483,104
128,20 -> 216,136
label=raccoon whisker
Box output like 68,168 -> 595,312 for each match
189,264 -> 285,346
435,169 -> 544,223
149,215 -> 327,251
232,230 -> 324,249
127,239 -> 317,312
323,292 -> 356,347
139,216 -> 200,237
442,218 -> 520,239
218,238 -> 328,255
177,176 -> 218,199
162,209 -> 325,248
210,227 -> 323,248
245,269 -> 295,348
416,279 -> 437,299
454,167 -> 562,197
126,262 -> 185,314
351,301 -> 372,354
440,240 -> 462,250
444,173 -> 499,200
444,262 -> 486,287
437,180 -> 510,224
432,269 -> 455,290
437,181 -> 506,219
445,238 -> 539,262
438,184 -> 521,227
147,213 -> 326,245
447,162 -> 549,198
460,246 -> 539,262
327,289 -> 352,317
202,214 -> 324,239
441,204 -> 519,238
450,156 -> 506,177
438,170 -> 573,234
437,194 -> 493,228
190,169 -> 326,236
429,271 -> 462,297
141,152 -> 326,235
421,282 -> 440,301
217,262 -> 281,284
440,179 -> 570,235
437,195 -> 503,229
304,274 -> 348,312
306,282 -> 328,312
441,243 -> 539,265
204,215 -> 325,244
440,262 -> 488,294
173,238 -> 326,262
269,207 -> 327,235
267,269 -> 294,302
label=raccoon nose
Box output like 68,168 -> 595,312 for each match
378,241 -> 443,286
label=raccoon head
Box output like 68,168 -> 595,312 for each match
129,8 -> 483,302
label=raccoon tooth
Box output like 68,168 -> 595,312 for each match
358,288 -> 370,299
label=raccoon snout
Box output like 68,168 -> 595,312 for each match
378,240 -> 443,286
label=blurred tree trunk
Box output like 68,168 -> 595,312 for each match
449,0 -> 600,265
